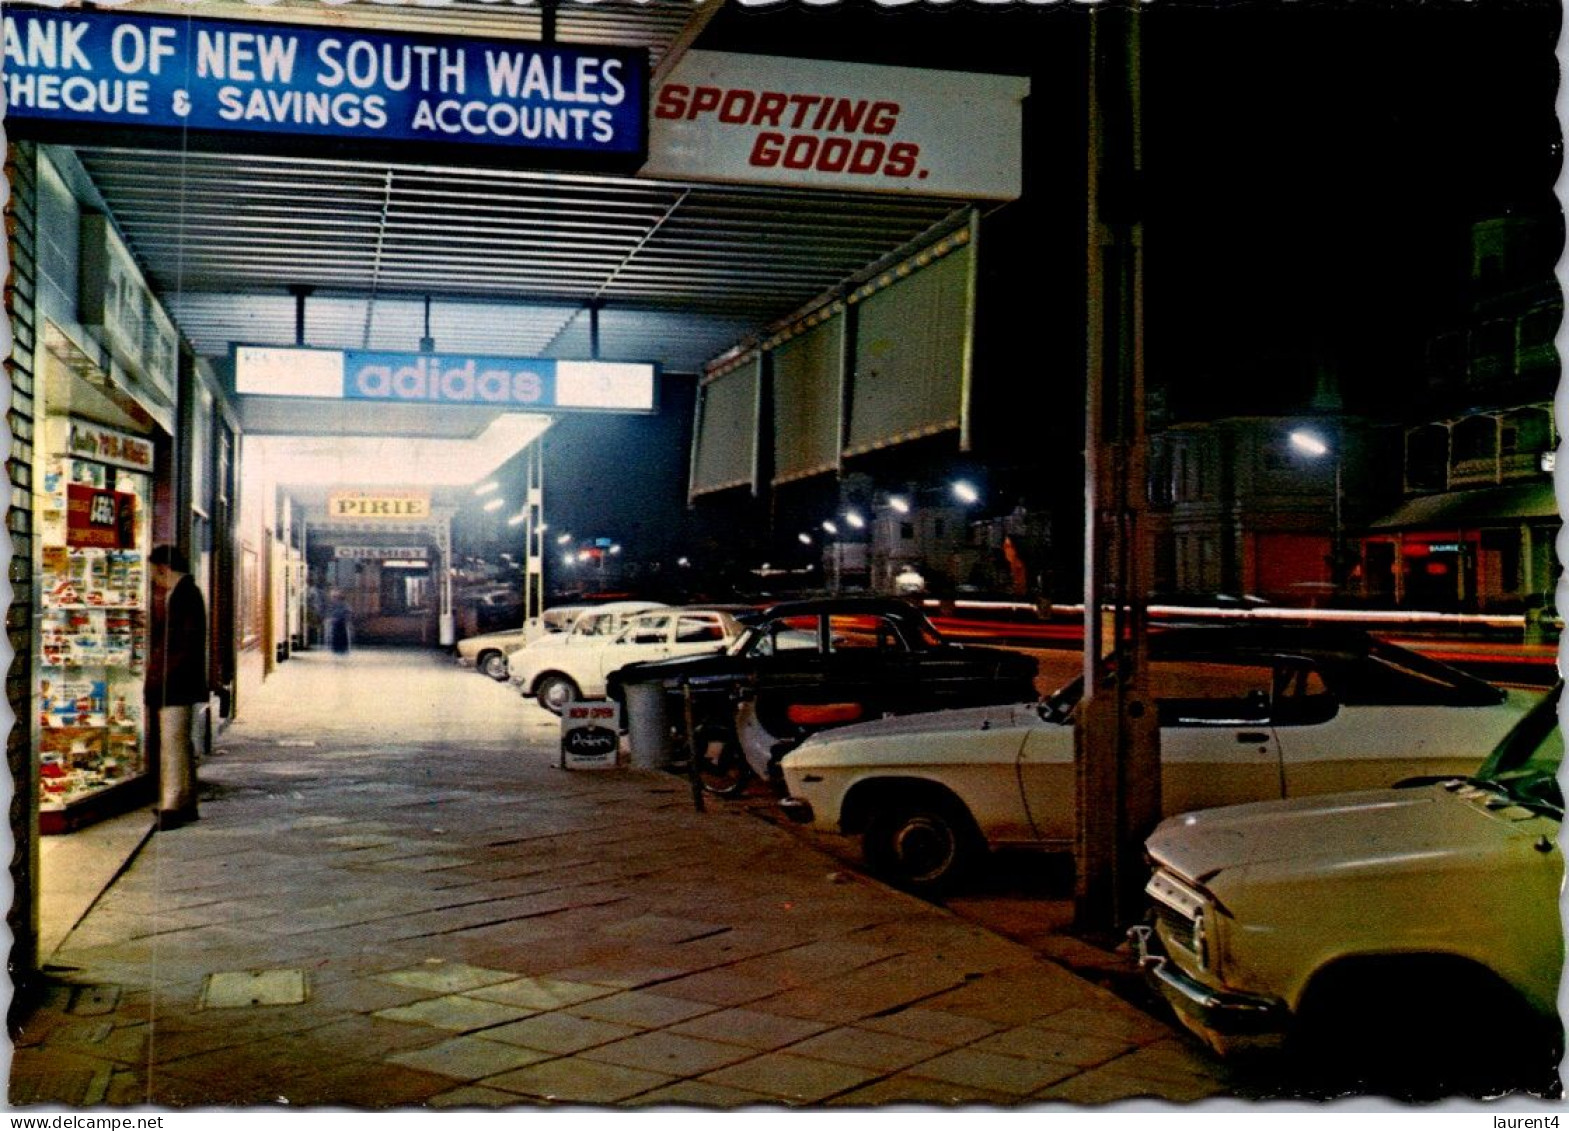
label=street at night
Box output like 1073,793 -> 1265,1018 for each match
2,0 -> 1561,1118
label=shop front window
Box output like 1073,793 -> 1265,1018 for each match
37,425 -> 153,832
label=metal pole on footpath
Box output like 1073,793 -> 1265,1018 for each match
1076,2 -> 1161,932
682,681 -> 705,814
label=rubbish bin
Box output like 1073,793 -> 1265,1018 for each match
624,681 -> 671,770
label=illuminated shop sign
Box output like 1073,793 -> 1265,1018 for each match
2,9 -> 647,164
643,51 -> 1029,200
327,491 -> 431,521
233,346 -> 656,413
334,546 -> 429,561
345,351 -> 556,408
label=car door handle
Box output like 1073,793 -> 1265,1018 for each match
1236,732 -> 1269,744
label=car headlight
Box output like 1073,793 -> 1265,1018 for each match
1147,868 -> 1218,974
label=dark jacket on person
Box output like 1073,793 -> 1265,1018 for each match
148,574 -> 208,707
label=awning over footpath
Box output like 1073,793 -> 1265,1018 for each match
1368,480 -> 1560,531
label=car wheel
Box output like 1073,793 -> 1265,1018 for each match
534,673 -> 580,716
478,651 -> 510,681
1292,957 -> 1557,1099
692,724 -> 752,798
862,797 -> 976,896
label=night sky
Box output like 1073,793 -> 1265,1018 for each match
524,0 -> 1562,573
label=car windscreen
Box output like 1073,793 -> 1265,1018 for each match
1328,639 -> 1507,707
1475,685 -> 1562,807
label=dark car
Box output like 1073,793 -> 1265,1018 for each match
609,596 -> 1039,793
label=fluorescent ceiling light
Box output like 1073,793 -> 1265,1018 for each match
248,413 -> 552,487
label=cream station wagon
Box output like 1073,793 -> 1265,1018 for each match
1131,683 -> 1562,1097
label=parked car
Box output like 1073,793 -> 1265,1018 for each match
609,596 -> 1040,790
1131,683 -> 1563,1097
472,588 -> 523,631
504,600 -> 668,707
512,606 -> 746,714
455,604 -> 589,681
777,624 -> 1536,893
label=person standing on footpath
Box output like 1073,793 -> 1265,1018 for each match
327,588 -> 353,655
147,544 -> 207,830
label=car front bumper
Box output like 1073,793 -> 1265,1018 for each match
1128,923 -> 1288,1054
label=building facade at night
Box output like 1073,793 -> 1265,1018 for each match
1141,213 -> 1560,614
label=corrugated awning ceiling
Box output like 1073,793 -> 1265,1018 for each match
66,1 -> 974,375
76,145 -> 969,374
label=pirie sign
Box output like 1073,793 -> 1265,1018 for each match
327,492 -> 431,521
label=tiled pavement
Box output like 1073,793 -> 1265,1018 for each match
10,648 -> 1234,1109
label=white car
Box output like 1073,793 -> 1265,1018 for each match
778,625 -> 1538,893
1131,683 -> 1562,1097
455,604 -> 588,681
512,605 -> 744,714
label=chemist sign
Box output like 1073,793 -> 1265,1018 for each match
335,546 -> 429,561
1,9 -> 647,166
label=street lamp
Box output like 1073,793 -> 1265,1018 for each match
951,479 -> 980,505
1288,429 -> 1329,458
1289,428 -> 1345,590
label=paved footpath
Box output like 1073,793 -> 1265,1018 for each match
10,648 -> 1234,1109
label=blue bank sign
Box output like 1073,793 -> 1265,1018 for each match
234,346 -> 657,414
2,9 -> 647,163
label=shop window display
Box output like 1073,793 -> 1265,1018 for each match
36,450 -> 150,832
